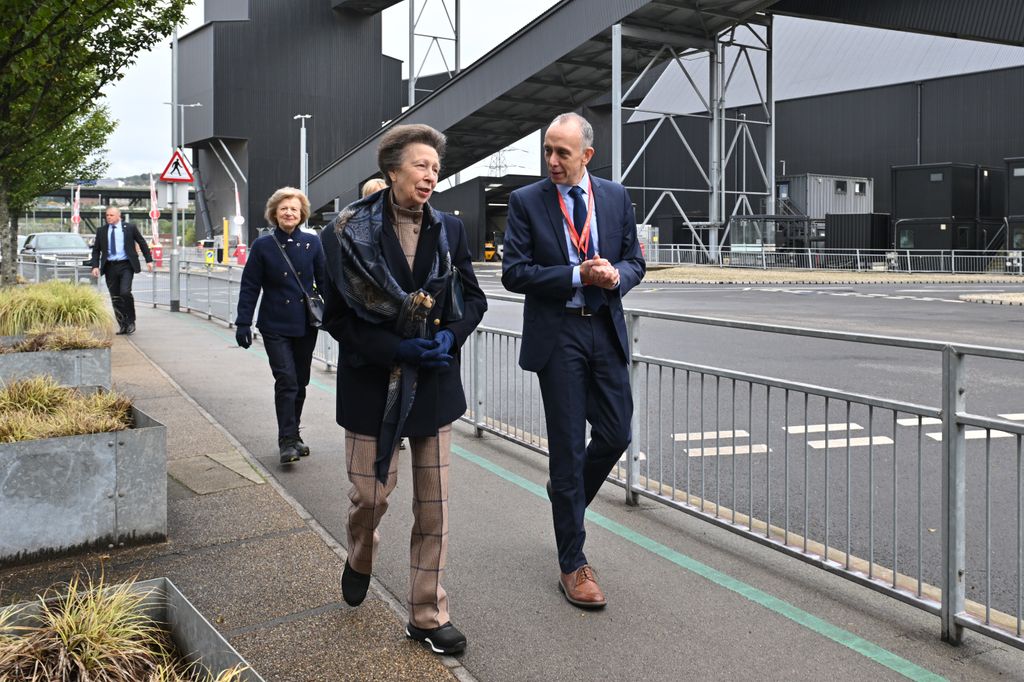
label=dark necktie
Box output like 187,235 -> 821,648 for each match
569,185 -> 604,311
109,226 -> 117,257
568,185 -> 593,259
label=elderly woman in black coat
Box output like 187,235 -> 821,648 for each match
234,187 -> 327,465
320,124 -> 486,656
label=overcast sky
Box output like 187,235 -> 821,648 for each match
100,0 -> 556,179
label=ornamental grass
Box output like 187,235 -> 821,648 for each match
0,574 -> 250,681
0,326 -> 111,354
0,376 -> 133,444
0,281 -> 113,337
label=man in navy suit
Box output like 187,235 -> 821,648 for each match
501,112 -> 645,609
89,206 -> 153,334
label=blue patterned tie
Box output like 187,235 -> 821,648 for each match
569,186 -> 604,311
109,225 -> 117,257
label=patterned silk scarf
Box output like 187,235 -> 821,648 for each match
326,190 -> 455,482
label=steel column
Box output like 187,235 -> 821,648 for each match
941,346 -> 966,644
612,23 -> 622,184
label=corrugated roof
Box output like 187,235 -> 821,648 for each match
631,15 -> 1024,121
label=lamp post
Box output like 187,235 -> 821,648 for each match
293,115 -> 311,218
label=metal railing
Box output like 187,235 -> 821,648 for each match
23,261 -> 1024,649
649,245 -> 1024,275
462,292 -> 1024,650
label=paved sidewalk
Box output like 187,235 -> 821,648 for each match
5,303 -> 1024,681
647,264 -> 1024,286
0,332 -> 467,681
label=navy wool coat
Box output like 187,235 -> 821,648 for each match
235,228 -> 327,337
320,201 -> 487,437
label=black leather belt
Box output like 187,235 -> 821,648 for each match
566,305 -> 607,317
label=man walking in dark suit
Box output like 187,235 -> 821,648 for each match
89,206 -> 154,334
501,112 -> 645,609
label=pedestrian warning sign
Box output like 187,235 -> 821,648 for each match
160,148 -> 194,183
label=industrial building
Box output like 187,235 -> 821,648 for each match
176,1 -> 1024,260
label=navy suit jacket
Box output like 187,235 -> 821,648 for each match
88,222 -> 152,274
501,175 -> 645,372
235,228 -> 327,337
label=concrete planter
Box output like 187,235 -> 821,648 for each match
0,345 -> 111,388
1,577 -> 264,681
0,405 -> 166,565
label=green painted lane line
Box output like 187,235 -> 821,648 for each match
452,444 -> 946,682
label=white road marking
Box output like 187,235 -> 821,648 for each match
999,413 -> 1024,421
896,417 -> 943,426
807,436 -> 894,449
673,429 -> 750,442
783,423 -> 862,435
685,444 -> 770,457
926,430 -> 1015,442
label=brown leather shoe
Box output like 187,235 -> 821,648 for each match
558,565 -> 606,608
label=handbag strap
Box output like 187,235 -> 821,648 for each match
276,237 -> 315,300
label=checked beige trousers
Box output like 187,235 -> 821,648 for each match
345,426 -> 452,629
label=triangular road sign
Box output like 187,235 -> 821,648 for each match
160,148 -> 194,183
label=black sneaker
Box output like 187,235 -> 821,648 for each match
296,437 -> 310,457
341,561 -> 371,606
406,622 -> 467,655
279,437 -> 302,464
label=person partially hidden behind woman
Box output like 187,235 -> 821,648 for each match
320,124 -> 486,656
234,187 -> 327,464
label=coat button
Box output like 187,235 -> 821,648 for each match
286,299 -> 290,304
434,318 -> 440,326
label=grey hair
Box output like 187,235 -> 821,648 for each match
377,124 -> 447,178
549,112 -> 594,150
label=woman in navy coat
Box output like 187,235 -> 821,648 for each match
234,187 -> 327,464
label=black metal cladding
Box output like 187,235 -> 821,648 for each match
619,66 -> 1024,233
770,0 -> 1024,47
179,0 -> 401,238
825,213 -> 891,250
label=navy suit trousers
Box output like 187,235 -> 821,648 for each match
537,311 -> 632,574
104,260 -> 135,327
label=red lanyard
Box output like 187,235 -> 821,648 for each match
556,185 -> 594,259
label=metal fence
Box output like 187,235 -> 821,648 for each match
21,261 -> 1024,650
462,294 -> 1024,651
650,245 -> 1024,275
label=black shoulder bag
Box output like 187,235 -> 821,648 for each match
277,240 -> 325,328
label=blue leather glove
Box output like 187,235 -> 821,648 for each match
395,337 -> 434,364
420,330 -> 455,369
235,325 -> 252,349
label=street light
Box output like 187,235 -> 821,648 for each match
293,114 -> 311,204
163,101 -> 202,153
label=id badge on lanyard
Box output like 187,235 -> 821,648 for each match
557,187 -> 594,260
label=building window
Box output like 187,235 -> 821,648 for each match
777,182 -> 789,199
930,172 -> 944,182
899,229 -> 915,249
854,181 -> 866,195
834,180 -> 847,195
1014,167 -> 1024,178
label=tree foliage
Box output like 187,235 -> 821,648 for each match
0,1 -> 190,285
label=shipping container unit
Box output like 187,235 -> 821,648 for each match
775,173 -> 874,220
892,162 -> 1007,253
893,218 -> 1003,271
1006,157 -> 1024,251
824,213 -> 891,250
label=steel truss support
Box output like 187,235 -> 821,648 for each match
408,0 -> 461,107
611,16 -> 775,263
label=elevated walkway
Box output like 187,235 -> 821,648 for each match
308,0 -> 776,210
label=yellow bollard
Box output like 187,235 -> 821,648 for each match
222,217 -> 230,264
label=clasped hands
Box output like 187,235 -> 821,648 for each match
580,254 -> 619,289
396,329 -> 455,369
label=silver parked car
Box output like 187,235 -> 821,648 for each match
19,232 -> 93,280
